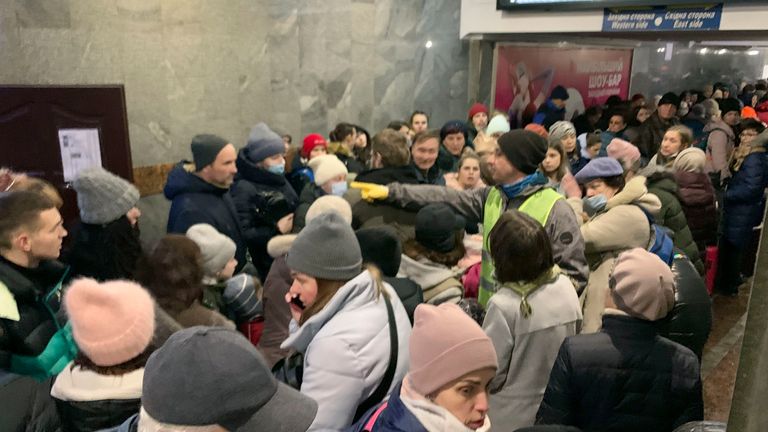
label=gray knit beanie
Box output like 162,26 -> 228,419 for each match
186,224 -> 236,276
72,167 -> 140,225
286,212 -> 362,280
191,134 -> 230,171
245,123 -> 285,163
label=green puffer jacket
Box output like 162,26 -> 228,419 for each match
644,168 -> 704,274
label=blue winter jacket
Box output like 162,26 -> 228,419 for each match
723,151 -> 768,247
347,382 -> 427,432
163,162 -> 247,272
533,100 -> 566,130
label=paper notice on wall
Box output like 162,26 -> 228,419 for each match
58,128 -> 102,182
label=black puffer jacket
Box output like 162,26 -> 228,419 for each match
536,315 -> 703,431
56,398 -> 139,432
64,216 -> 142,282
230,150 -> 299,280
0,257 -> 68,373
657,255 -> 712,360
293,183 -> 326,233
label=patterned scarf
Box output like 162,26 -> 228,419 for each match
500,265 -> 560,318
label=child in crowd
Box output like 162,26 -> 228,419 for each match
66,167 -> 143,282
540,140 -> 581,198
484,210 -> 582,431
136,235 -> 235,330
583,131 -> 602,160
294,154 -> 349,231
549,121 -> 587,174
186,224 -> 262,324
52,278 -> 156,431
651,125 -> 694,167
400,204 -> 466,305
351,303 -> 498,432
445,153 -> 486,191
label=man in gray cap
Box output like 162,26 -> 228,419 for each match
106,326 -> 318,432
164,134 -> 247,272
352,129 -> 588,304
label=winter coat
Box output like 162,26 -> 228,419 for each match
657,255 -> 712,360
536,314 -> 703,431
346,190 -> 418,245
674,170 -> 718,256
164,162 -> 247,273
722,151 -> 768,247
756,99 -> 768,125
0,373 -> 61,432
533,100 -> 566,130
682,117 -> 706,145
578,175 -> 662,333
633,112 -> 680,160
356,166 -> 421,186
411,162 -> 446,186
64,216 -> 142,282
483,274 -> 582,431
0,257 -> 69,373
398,255 -> 463,305
230,150 -> 299,280
348,381 -> 483,432
386,183 -> 589,293
258,236 -> 295,367
293,183 -> 327,233
643,169 -> 703,274
599,130 -> 626,157
281,271 -> 412,431
703,118 -> 736,185
167,300 -> 235,331
51,364 -> 142,431
437,146 -> 462,173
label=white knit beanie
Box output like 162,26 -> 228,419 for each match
186,224 -> 236,276
307,154 -> 348,186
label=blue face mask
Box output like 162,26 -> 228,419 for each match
266,163 -> 285,175
331,181 -> 348,196
583,194 -> 608,216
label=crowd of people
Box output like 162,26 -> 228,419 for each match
2,77 -> 768,432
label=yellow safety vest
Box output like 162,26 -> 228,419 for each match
479,187 -> 562,306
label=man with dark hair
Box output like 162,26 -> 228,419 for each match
533,85 -> 570,129
410,130 -> 445,185
633,92 -> 681,160
0,191 -> 73,378
386,120 -> 411,138
353,130 -> 589,301
164,133 -> 247,272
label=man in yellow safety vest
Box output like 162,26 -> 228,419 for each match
353,129 -> 588,306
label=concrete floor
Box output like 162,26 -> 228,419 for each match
701,280 -> 751,422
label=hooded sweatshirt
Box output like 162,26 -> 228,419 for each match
398,255 -> 464,305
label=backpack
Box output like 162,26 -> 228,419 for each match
697,127 -> 727,151
636,205 -> 675,266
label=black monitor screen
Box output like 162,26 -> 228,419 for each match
498,0 -> 759,11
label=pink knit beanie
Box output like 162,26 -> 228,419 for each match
408,303 -> 498,395
607,138 -> 641,170
609,248 -> 676,321
65,278 -> 156,367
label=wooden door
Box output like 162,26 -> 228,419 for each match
0,85 -> 133,231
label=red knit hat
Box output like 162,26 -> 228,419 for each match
468,103 -> 488,121
301,134 -> 328,158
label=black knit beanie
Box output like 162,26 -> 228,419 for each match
355,226 -> 402,278
191,134 -> 229,171
497,130 -> 548,175
658,92 -> 681,109
718,98 -> 741,117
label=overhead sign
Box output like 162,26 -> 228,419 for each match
602,4 -> 723,32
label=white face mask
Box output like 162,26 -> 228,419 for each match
331,181 -> 348,196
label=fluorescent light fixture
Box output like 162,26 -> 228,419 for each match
747,50 -> 760,56
699,48 -> 709,54
657,47 -> 665,53
425,40 -> 433,48
717,49 -> 728,55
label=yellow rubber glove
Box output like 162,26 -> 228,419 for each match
350,182 -> 389,202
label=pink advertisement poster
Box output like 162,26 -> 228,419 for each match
494,45 -> 633,129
